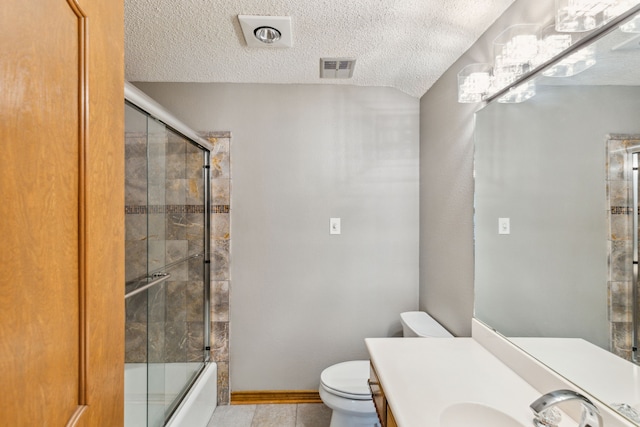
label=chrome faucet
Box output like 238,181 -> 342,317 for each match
530,390 -> 602,427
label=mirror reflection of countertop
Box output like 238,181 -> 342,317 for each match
510,337 -> 640,412
365,338 -> 575,427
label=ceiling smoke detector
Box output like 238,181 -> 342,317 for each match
238,15 -> 292,48
320,58 -> 356,79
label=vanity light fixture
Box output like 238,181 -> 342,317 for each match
544,45 -> 596,76
497,80 -> 536,104
457,63 -> 493,103
610,0 -> 640,30
540,25 -> 596,76
620,13 -> 640,31
455,0 -> 639,103
493,24 -> 541,78
488,24 -> 541,96
456,24 -> 542,104
555,0 -> 617,32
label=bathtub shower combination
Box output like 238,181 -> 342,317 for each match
124,83 -> 217,427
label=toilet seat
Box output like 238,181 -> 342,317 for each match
320,360 -> 372,400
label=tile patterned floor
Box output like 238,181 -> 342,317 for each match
207,403 -> 332,427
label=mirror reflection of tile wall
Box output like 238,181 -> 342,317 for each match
606,135 -> 640,361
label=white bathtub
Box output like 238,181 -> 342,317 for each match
125,362 -> 217,427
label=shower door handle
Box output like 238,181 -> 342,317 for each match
125,273 -> 171,299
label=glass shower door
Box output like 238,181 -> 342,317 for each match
125,101 -> 210,427
146,115 -> 169,427
147,120 -> 209,425
124,102 -> 151,427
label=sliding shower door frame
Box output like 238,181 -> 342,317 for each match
124,99 -> 212,426
632,150 -> 639,364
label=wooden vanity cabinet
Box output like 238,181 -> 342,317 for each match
369,363 -> 398,427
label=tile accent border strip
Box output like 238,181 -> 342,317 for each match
212,205 -> 230,213
125,204 -> 213,214
611,206 -> 635,215
230,391 -> 322,405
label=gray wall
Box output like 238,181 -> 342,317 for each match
134,83 -> 419,390
419,0 -> 555,336
475,85 -> 640,349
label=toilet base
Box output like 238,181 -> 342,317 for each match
319,386 -> 380,427
328,410 -> 381,427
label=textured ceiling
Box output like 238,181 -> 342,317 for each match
125,0 -> 517,98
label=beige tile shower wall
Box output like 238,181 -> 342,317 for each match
201,131 -> 231,405
125,130 -> 150,364
125,132 -> 150,284
125,128 -> 208,365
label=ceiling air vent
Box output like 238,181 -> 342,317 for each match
320,58 -> 356,79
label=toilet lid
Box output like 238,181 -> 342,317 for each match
320,360 -> 371,398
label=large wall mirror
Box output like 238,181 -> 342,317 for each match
475,6 -> 640,425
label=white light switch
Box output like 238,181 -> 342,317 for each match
498,217 -> 510,235
330,218 -> 341,235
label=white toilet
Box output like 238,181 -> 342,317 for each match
318,311 -> 451,427
319,360 -> 380,427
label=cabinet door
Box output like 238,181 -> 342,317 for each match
0,0 -> 124,425
387,407 -> 399,427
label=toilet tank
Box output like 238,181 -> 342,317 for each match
400,311 -> 453,337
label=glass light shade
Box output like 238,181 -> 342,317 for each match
457,63 -> 493,103
620,14 -> 640,32
497,80 -> 536,104
555,0 -> 617,32
539,25 -> 596,77
493,24 -> 541,87
539,25 -> 573,62
543,45 -> 596,76
607,0 -> 640,23
490,60 -> 517,95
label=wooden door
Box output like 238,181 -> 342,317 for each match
0,0 -> 124,425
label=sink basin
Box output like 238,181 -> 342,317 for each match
440,402 -> 528,427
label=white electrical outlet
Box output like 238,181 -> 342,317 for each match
330,218 -> 341,235
498,217 -> 510,235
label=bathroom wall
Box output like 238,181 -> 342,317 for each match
418,0 -> 555,336
133,83 -> 420,391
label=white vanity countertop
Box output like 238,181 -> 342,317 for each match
365,337 -> 575,427
510,337 -> 640,408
